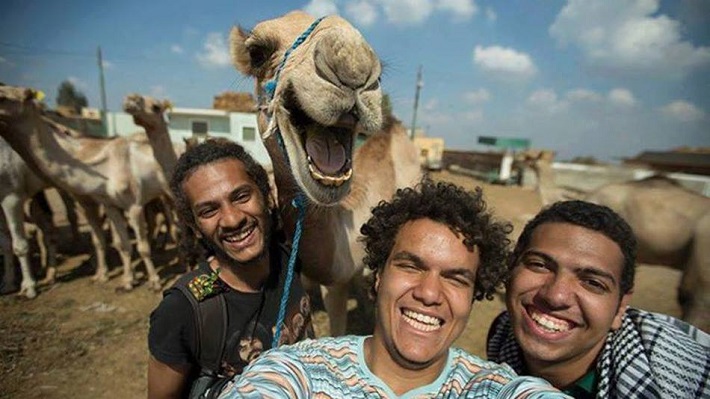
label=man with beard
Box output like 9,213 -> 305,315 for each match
487,200 -> 709,398
148,139 -> 313,399
213,180 -> 570,398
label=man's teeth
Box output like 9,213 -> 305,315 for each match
402,310 -> 442,332
530,310 -> 571,332
223,225 -> 254,243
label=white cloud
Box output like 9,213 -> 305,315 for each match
549,0 -> 710,76
423,98 -> 439,111
463,88 -> 490,104
101,60 -> 113,69
436,0 -> 478,20
171,45 -> 184,54
566,88 -> 602,102
608,88 -> 637,107
661,100 -> 706,122
345,1 -> 378,27
463,109 -> 484,122
304,0 -> 339,17
195,33 -> 231,68
527,89 -> 558,107
473,45 -> 537,79
382,0 -> 433,25
485,6 -> 497,22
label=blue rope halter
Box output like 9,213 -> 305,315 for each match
270,16 -> 325,348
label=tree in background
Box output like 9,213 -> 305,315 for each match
56,80 -> 88,115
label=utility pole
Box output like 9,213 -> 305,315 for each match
410,65 -> 423,139
97,46 -> 108,134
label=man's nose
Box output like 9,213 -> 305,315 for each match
412,273 -> 443,306
537,273 -> 574,308
220,204 -> 245,227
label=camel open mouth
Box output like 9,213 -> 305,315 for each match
278,86 -> 357,203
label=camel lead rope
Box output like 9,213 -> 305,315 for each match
272,193 -> 306,347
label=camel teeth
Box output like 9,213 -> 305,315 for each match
307,162 -> 352,187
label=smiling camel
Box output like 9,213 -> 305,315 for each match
230,11 -> 422,335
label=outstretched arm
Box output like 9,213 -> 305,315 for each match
147,356 -> 192,399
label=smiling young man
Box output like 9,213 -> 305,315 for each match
148,139 -> 313,399
214,180 -> 571,398
487,200 -> 710,398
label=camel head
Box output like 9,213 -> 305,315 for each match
123,94 -> 172,130
230,11 -> 383,206
0,84 -> 44,124
515,149 -> 556,172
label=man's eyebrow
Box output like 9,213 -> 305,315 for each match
576,267 -> 617,285
390,251 -> 423,265
522,250 -> 618,285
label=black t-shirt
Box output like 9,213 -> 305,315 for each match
148,242 -> 314,377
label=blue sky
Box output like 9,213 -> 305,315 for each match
1,0 -> 708,161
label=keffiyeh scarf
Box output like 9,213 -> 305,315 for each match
486,308 -> 710,398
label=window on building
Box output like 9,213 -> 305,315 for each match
192,120 -> 209,137
242,126 -> 256,141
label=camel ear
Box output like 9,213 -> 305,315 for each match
230,26 -> 253,76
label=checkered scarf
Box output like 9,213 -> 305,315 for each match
486,308 -> 710,398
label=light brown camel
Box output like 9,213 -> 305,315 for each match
123,94 -> 180,243
230,11 -> 422,335
0,140 -> 57,298
0,85 -> 167,291
517,149 -> 582,206
586,176 -> 710,332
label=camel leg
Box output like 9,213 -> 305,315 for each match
321,282 -> 350,336
2,195 -> 36,298
127,205 -> 161,291
29,191 -> 59,285
681,214 -> 710,333
58,189 -> 81,242
0,211 -> 17,294
104,206 -> 135,291
77,199 -> 110,283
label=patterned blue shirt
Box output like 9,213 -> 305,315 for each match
217,335 -> 570,398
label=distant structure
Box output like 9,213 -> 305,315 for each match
623,150 -> 710,177
213,91 -> 257,113
412,136 -> 444,170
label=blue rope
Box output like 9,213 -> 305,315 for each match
272,193 -> 307,347
263,16 -> 325,100
266,17 -> 325,347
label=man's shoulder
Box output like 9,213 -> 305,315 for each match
624,307 -> 710,348
450,347 -> 516,377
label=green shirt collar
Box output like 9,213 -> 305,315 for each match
563,369 -> 597,398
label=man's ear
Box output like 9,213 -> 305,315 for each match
611,291 -> 632,330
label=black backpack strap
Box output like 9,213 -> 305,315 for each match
171,269 -> 228,376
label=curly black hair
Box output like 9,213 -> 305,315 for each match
511,200 -> 637,295
170,138 -> 272,266
360,179 -> 512,302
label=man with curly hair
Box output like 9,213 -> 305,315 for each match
214,180 -> 570,398
487,200 -> 710,398
148,139 -> 313,399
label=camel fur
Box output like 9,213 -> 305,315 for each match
230,11 -> 422,335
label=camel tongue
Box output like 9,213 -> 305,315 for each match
305,128 -> 347,175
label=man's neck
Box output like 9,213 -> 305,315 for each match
363,336 -> 447,396
524,353 -> 597,390
209,252 -> 271,293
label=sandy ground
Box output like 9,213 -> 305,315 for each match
0,170 -> 682,398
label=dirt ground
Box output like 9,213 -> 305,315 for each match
0,171 -> 682,398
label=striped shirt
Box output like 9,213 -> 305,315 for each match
216,335 -> 569,398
